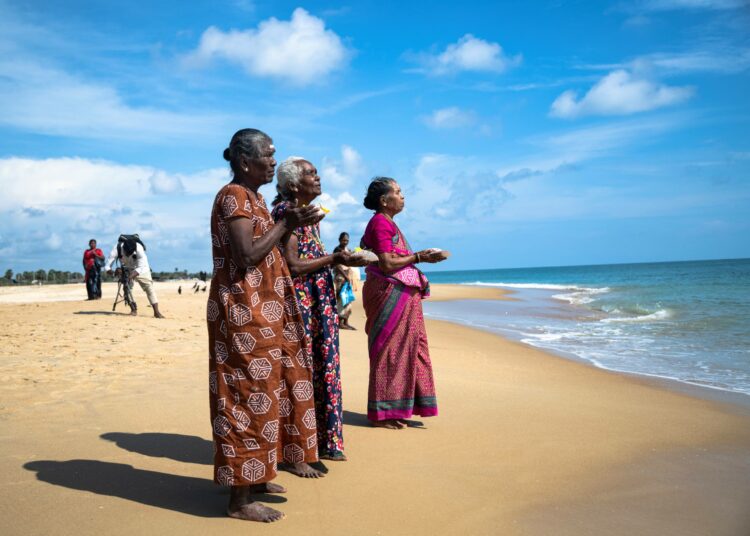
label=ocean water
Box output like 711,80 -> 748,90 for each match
422,259 -> 750,397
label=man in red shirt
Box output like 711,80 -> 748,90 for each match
83,239 -> 105,300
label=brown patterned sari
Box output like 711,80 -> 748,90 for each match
207,183 -> 318,486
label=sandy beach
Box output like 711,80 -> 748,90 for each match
1,281 -> 749,535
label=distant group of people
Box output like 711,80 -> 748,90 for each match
207,128 -> 448,522
81,234 -> 164,318
82,239 -> 104,300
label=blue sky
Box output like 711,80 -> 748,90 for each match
1,0 -> 749,273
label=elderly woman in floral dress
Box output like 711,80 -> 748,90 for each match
271,157 -> 366,461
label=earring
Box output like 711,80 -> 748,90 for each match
243,167 -> 249,172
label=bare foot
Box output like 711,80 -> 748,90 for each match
129,309 -> 137,316
371,419 -> 404,430
340,324 -> 356,330
279,462 -> 325,478
320,452 -> 348,461
397,419 -> 424,428
227,502 -> 285,522
154,312 -> 165,319
249,482 -> 287,493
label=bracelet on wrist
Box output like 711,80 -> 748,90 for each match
415,253 -> 421,263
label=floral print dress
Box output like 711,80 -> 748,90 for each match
271,201 -> 344,457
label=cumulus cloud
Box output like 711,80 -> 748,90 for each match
185,8 -> 350,85
0,156 -> 233,271
422,107 -> 477,129
408,34 -> 521,76
45,233 -> 63,251
318,191 -> 359,212
0,157 -> 231,211
320,145 -> 366,189
550,70 -> 693,118
149,171 -> 185,195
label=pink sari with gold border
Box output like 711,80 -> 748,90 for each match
360,214 -> 437,421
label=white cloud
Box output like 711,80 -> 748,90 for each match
550,70 -> 693,118
635,50 -> 750,74
321,145 -> 366,189
179,168 -> 233,195
0,59 -> 226,141
0,156 -> 230,272
641,0 -> 748,10
497,117 -> 682,181
149,171 -> 185,195
185,8 -> 350,85
313,146 -> 369,246
318,191 -> 358,212
422,107 -> 477,129
394,118 -> 738,235
45,233 -> 63,251
409,34 -> 521,76
582,49 -> 750,75
0,157 -> 229,210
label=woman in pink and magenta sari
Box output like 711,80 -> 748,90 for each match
360,177 -> 448,429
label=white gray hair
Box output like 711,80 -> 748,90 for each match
275,156 -> 308,202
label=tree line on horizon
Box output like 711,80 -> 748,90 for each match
1,268 -> 210,286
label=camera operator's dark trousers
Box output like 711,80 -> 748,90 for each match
86,267 -> 102,300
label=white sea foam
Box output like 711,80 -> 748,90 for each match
522,332 -> 566,342
467,281 -> 611,293
552,287 -> 610,305
600,309 -> 672,323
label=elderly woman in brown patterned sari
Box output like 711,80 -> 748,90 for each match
207,128 -> 324,523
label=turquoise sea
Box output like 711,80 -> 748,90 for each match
422,258 -> 750,397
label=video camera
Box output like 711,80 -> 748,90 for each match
117,234 -> 146,260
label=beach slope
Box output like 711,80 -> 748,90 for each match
1,282 -> 748,535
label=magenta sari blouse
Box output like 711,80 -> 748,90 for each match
361,213 -> 430,297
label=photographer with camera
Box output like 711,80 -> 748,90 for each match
104,234 -> 165,318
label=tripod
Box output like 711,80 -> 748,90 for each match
112,261 -> 136,313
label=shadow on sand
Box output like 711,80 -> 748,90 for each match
101,432 -> 212,465
342,410 -> 371,428
23,459 -> 285,517
343,410 -> 425,429
73,311 -> 130,316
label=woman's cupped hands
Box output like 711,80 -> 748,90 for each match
283,199 -> 325,228
416,249 -> 450,263
334,250 -> 370,267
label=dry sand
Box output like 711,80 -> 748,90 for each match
1,281 -> 749,535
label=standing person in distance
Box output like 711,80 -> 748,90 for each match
332,232 -> 357,330
83,239 -> 105,300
